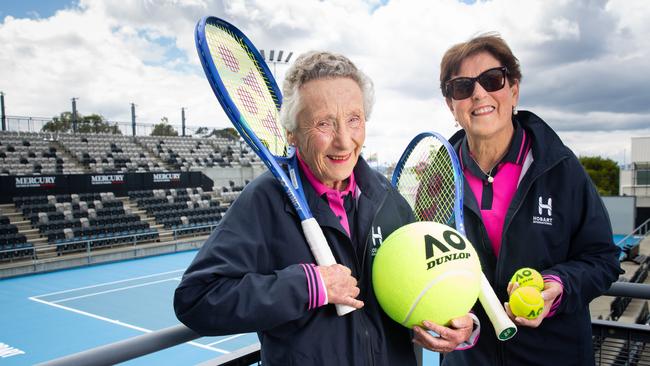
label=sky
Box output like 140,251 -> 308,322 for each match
1,0 -> 649,166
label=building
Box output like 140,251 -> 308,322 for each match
620,136 -> 650,227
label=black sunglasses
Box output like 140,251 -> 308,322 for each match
445,66 -> 508,100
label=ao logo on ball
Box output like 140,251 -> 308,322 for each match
424,230 -> 473,270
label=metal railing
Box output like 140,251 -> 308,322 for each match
617,218 -> 650,247
38,281 -> 650,366
617,218 -> 650,261
4,115 -> 208,137
0,223 -> 220,269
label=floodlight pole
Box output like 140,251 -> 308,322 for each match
259,49 -> 294,79
71,97 -> 79,133
131,103 -> 137,136
181,107 -> 186,137
0,91 -> 6,131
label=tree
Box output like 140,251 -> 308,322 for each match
41,112 -> 73,132
193,126 -> 240,140
41,111 -> 121,134
78,114 -> 121,134
151,117 -> 178,136
579,156 -> 619,196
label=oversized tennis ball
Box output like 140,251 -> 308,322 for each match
509,286 -> 544,319
372,221 -> 481,327
510,267 -> 544,291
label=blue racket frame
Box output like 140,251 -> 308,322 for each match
195,16 -> 310,221
391,131 -> 465,235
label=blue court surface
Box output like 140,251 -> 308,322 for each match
0,251 -> 258,365
0,251 -> 440,365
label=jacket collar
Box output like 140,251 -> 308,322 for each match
449,110 -> 571,173
283,156 -> 388,235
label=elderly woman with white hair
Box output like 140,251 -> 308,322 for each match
174,51 -> 475,365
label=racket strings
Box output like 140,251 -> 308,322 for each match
204,23 -> 289,158
396,137 -> 457,224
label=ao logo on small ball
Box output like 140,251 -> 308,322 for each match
513,269 -> 534,282
424,230 -> 472,270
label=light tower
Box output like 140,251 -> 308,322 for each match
259,49 -> 294,78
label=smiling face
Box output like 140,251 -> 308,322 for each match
288,77 -> 366,190
446,52 -> 519,143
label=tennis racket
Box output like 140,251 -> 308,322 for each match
195,16 -> 355,316
392,132 -> 517,341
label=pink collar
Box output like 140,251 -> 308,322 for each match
296,152 -> 357,237
296,153 -> 357,198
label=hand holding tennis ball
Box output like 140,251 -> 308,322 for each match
507,267 -> 545,320
509,286 -> 544,320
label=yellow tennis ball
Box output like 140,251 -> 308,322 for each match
510,267 -> 544,291
372,221 -> 481,327
509,286 -> 544,319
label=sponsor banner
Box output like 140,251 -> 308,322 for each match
15,176 -> 57,188
153,173 -> 181,183
91,174 -> 125,185
0,172 -> 211,203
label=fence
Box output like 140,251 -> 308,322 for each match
3,115 -> 208,137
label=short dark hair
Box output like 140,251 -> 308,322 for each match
440,32 -> 522,98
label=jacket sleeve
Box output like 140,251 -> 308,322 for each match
543,162 -> 623,314
173,180 -> 311,336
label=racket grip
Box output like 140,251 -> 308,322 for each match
478,274 -> 517,341
301,218 -> 357,316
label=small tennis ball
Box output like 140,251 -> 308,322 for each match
510,267 -> 544,291
509,286 -> 544,320
372,221 -> 482,327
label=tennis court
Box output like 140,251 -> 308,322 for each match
0,251 -> 258,365
1,250 -> 441,365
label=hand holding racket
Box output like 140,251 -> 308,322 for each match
195,16 -> 356,316
392,132 -> 517,341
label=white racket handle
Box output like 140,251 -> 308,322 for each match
302,218 -> 356,316
478,274 -> 517,340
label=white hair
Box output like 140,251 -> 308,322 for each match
279,51 -> 375,132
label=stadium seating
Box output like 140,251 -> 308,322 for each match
0,130 -> 256,263
0,131 -> 83,175
0,219 -> 33,261
138,136 -> 259,171
129,188 -> 227,237
58,133 -> 167,173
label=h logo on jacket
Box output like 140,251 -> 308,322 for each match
538,196 -> 552,216
532,196 -> 553,226
370,226 -> 383,256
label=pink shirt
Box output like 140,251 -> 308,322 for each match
459,126 -> 531,257
297,154 -> 357,237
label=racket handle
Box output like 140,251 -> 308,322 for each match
478,274 -> 517,341
301,218 -> 357,316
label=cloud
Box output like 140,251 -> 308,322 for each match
1,0 -> 649,164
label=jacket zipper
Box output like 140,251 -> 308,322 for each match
360,192 -> 388,366
360,193 -> 389,277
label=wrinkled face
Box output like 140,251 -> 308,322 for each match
446,52 -> 519,141
288,77 -> 366,190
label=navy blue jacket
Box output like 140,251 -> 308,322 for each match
443,111 -> 622,366
174,157 -> 417,365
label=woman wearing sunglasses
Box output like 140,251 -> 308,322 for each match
438,33 -> 621,365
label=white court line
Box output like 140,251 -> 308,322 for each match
28,296 -> 229,354
51,278 -> 181,304
33,269 -> 186,298
205,333 -> 246,346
